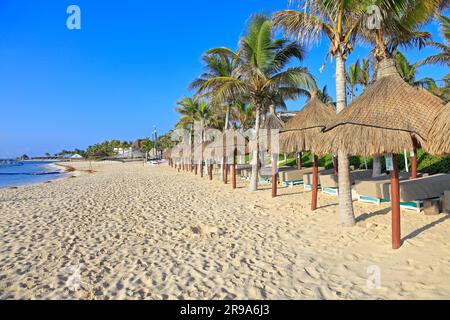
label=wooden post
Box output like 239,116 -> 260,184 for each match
224,160 -> 229,184
311,154 -> 319,211
232,149 -> 237,190
194,163 -> 198,175
272,153 -> 278,198
200,160 -> 204,178
391,154 -> 401,249
411,149 -> 417,179
209,163 -> 213,180
297,152 -> 302,170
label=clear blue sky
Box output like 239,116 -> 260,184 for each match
0,0 -> 447,158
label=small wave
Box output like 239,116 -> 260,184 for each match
0,171 -> 61,176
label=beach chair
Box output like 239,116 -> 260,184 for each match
303,169 -> 372,195
259,166 -> 297,183
279,167 -> 325,188
442,191 -> 450,213
302,169 -> 335,192
236,164 -> 252,180
355,174 -> 450,212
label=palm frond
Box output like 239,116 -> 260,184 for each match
273,10 -> 334,46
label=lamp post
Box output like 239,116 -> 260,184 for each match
152,126 -> 159,160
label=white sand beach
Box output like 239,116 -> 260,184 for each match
0,161 -> 449,300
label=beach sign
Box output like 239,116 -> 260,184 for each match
385,154 -> 394,171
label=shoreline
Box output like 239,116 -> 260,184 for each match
0,162 -> 72,190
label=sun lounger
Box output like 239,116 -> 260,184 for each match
442,191 -> 450,213
355,173 -> 450,212
302,169 -> 335,191
259,166 -> 297,182
303,169 -> 373,195
236,164 -> 252,177
279,167 -> 325,188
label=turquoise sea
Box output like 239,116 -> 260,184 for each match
0,161 -> 65,188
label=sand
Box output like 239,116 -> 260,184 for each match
0,161 -> 449,300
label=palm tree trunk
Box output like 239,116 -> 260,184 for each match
225,105 -> 231,130
335,53 -> 356,226
220,105 -> 231,182
249,107 -> 261,191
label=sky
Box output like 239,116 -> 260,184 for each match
0,0 -> 448,158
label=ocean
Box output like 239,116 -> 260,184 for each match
0,161 -> 66,188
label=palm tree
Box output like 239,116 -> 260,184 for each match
176,96 -> 200,130
190,51 -> 240,181
347,60 -> 361,102
274,1 -> 366,226
357,58 -> 372,90
357,0 -> 442,177
418,15 -> 450,66
394,51 -> 422,85
190,51 -> 237,130
195,101 -> 218,150
198,14 -> 316,191
360,0 -> 437,64
419,74 -> 450,102
316,85 -> 335,108
232,100 -> 255,129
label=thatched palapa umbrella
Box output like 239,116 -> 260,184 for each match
162,148 -> 173,167
280,93 -> 336,208
261,111 -> 285,197
427,103 -> 450,156
193,141 -> 211,178
315,58 -> 446,249
170,144 -> 183,172
204,130 -> 247,188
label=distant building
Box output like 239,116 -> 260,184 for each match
70,154 -> 83,159
278,111 -> 298,123
148,147 -> 162,160
114,140 -> 144,159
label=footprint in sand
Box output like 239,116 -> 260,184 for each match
189,225 -> 220,237
304,266 -> 321,280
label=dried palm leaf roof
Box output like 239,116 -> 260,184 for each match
193,141 -> 212,159
162,148 -> 172,160
170,144 -> 183,159
279,94 -> 336,153
204,130 -> 248,160
427,103 -> 450,155
315,59 -> 446,156
261,113 -> 285,130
